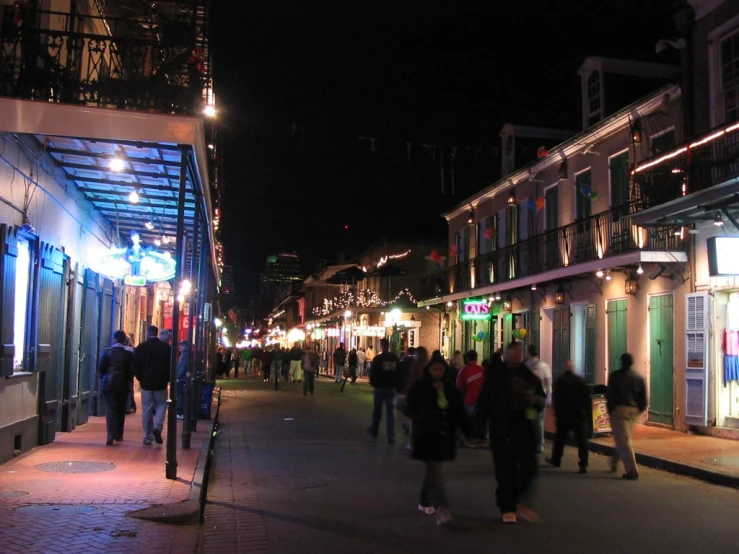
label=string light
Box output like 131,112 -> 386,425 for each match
311,288 -> 418,317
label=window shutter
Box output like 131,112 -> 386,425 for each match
497,210 -> 506,249
685,292 -> 709,426
519,201 -> 529,242
0,225 -> 18,377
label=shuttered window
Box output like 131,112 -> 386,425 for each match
685,292 -> 709,426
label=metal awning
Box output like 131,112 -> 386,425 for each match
0,98 -> 217,280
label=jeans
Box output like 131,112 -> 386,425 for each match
302,371 -> 315,394
176,379 -> 187,416
126,380 -> 136,413
290,360 -> 303,381
490,433 -> 538,514
103,390 -> 128,440
533,409 -> 546,453
335,365 -> 345,382
550,416 -> 589,468
420,461 -> 449,508
370,387 -> 396,439
141,388 -> 168,442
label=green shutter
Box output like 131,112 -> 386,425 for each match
606,300 -> 627,373
584,304 -> 597,384
609,151 -> 629,209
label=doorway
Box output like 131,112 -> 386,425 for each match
540,308 -> 554,368
649,294 -> 674,425
606,299 -> 627,375
570,304 -> 596,383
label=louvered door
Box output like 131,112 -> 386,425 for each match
685,292 -> 709,426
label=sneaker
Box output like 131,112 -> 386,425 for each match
417,504 -> 436,515
435,507 -> 452,526
578,466 -> 587,474
143,438 -> 153,446
545,457 -> 560,468
502,512 -> 517,524
516,504 -> 541,523
152,428 -> 163,444
622,471 -> 639,480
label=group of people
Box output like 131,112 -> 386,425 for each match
361,339 -> 648,526
98,325 -> 192,446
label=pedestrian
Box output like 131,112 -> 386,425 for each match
133,325 -> 171,446
474,341 -> 546,524
159,328 -> 172,346
365,344 -> 375,376
98,330 -> 134,445
606,352 -> 647,480
232,348 -> 241,379
356,347 -> 366,378
333,343 -> 347,383
301,345 -> 319,395
367,338 -> 400,443
456,350 -> 485,442
526,345 -> 552,454
546,360 -> 591,473
406,357 -> 473,525
289,343 -> 304,382
449,350 -> 464,384
176,340 -> 190,420
124,333 -> 137,414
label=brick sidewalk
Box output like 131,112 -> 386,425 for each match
0,400 -> 215,553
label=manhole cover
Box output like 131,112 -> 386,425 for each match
701,456 -> 739,468
35,461 -> 116,474
0,491 -> 28,498
16,505 -> 96,515
246,476 -> 332,490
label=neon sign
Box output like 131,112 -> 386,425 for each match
461,298 -> 491,321
93,247 -> 176,282
124,275 -> 147,286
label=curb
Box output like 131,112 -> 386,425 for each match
545,431 -> 739,489
126,385 -> 222,525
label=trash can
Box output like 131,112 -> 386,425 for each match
589,385 -> 611,437
200,382 -> 214,419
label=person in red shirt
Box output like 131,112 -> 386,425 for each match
456,350 -> 485,415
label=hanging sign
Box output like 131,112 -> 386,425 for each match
707,237 -> 739,276
355,326 -> 386,337
124,274 -> 147,287
460,298 -> 491,321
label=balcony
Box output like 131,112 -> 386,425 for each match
632,121 -> 739,210
0,6 -> 210,115
422,204 -> 685,298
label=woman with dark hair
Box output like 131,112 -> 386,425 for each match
406,357 -> 473,525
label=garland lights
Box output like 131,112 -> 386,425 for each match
311,288 -> 418,317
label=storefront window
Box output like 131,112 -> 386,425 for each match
13,237 -> 31,373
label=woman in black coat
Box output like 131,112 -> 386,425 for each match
406,358 -> 472,525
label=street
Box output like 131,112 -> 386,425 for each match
199,376 -> 739,554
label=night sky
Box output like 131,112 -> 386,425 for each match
211,0 -> 681,300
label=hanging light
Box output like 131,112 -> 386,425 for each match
531,283 -> 537,290
162,236 -> 170,244
605,271 -> 612,281
128,189 -> 140,203
203,104 -> 217,118
631,119 -> 643,144
637,264 -> 644,275
145,220 -> 154,230
495,292 -> 501,300
714,212 -> 724,226
154,238 -> 161,246
109,157 -> 125,172
596,269 -> 604,278
507,188 -> 516,205
467,210 -> 475,224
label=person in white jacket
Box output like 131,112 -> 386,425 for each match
526,345 -> 552,454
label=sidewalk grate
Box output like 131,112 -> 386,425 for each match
34,461 -> 116,474
15,504 -> 96,515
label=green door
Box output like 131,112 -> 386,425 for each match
502,314 -> 513,347
649,294 -> 674,425
584,304 -> 597,385
552,307 -> 570,381
606,300 -> 627,374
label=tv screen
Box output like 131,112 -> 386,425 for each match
707,236 -> 739,276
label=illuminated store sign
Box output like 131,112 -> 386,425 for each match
460,298 -> 491,321
94,247 -> 176,282
124,275 -> 147,287
708,237 -> 739,276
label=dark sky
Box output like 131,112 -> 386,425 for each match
211,0 -> 682,299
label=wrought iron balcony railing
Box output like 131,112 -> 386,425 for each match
0,7 -> 210,115
421,204 -> 684,298
632,120 -> 739,209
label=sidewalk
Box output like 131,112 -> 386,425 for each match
545,410 -> 739,488
0,387 -> 220,554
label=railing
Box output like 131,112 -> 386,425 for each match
421,204 -> 684,297
632,120 -> 739,209
0,7 -> 210,115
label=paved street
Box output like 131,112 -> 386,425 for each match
199,376 -> 739,554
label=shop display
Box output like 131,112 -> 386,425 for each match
723,293 -> 739,385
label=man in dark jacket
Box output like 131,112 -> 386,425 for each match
546,360 -> 591,473
474,341 -> 545,524
134,325 -> 171,446
333,343 -> 347,383
606,352 -> 647,480
367,338 -> 400,443
99,330 -> 134,445
176,340 -> 190,420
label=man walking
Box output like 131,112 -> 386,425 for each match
134,325 -> 171,445
475,341 -> 545,524
176,340 -> 190,420
98,330 -> 134,445
607,353 -> 647,480
526,345 -> 552,454
289,343 -> 304,382
301,345 -> 319,396
457,350 -> 485,441
367,338 -> 400,443
333,343 -> 347,383
546,360 -> 590,473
